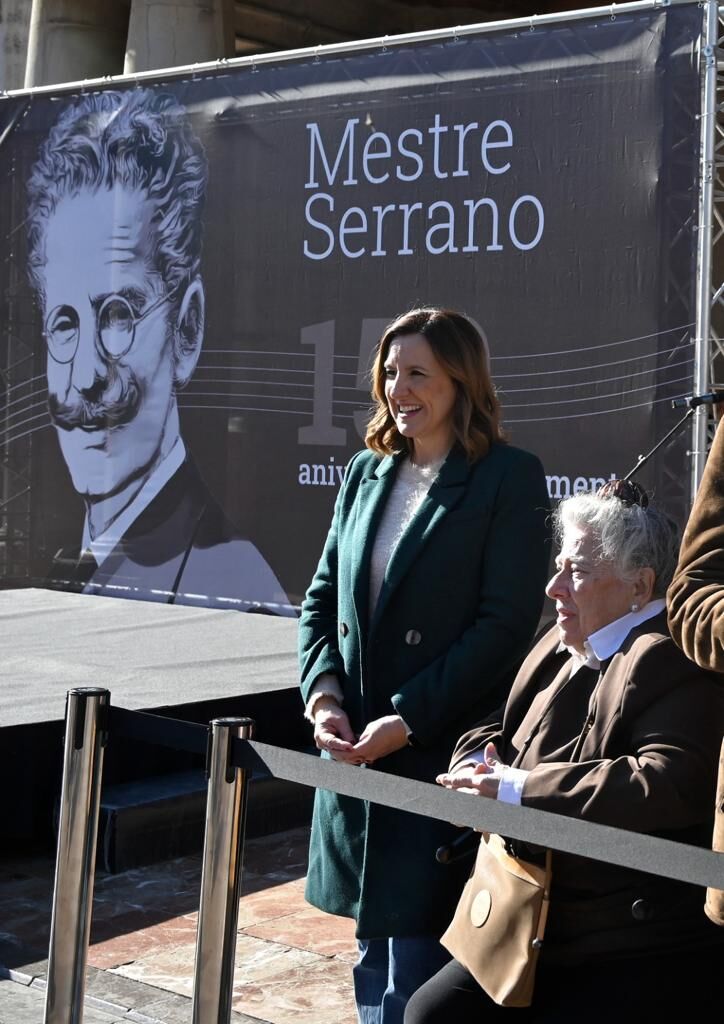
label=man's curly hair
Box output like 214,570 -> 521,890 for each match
27,89 -> 208,302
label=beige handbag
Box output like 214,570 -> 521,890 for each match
440,832 -> 552,1008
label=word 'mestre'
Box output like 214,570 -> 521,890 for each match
303,115 -> 544,260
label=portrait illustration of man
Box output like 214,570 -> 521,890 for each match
26,89 -> 292,614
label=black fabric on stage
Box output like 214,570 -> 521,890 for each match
0,588 -> 299,729
109,706 -> 208,757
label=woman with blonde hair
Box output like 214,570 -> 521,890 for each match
299,307 -> 551,1024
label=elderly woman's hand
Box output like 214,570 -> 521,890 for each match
436,742 -> 504,798
351,715 -> 409,763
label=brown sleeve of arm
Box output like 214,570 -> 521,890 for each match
449,705 -> 505,771
667,420 -> 724,673
521,643 -> 724,832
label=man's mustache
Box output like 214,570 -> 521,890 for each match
48,365 -> 142,431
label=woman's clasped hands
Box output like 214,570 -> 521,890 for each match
312,697 -> 409,765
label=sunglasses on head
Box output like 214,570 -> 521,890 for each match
596,479 -> 649,508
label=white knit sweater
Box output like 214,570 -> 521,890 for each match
367,455 -> 443,618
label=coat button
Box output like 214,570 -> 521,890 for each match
405,629 -> 422,646
339,622 -> 349,638
631,899 -> 655,922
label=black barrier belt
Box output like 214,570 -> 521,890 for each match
109,706 -> 208,757
231,738 -> 724,892
104,707 -> 724,892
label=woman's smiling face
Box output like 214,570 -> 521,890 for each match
383,333 -> 457,462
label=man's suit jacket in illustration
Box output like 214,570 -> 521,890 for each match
47,458 -> 293,614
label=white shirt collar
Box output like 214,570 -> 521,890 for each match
559,598 -> 666,674
82,438 -> 187,567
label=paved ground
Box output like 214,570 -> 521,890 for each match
0,827 -> 357,1024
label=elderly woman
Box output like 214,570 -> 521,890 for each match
406,485 -> 724,1023
299,308 -> 551,1023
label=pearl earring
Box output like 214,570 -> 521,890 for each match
631,603 -> 640,612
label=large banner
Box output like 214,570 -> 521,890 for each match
0,3 -> 704,613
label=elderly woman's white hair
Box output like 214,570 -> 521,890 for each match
553,491 -> 680,597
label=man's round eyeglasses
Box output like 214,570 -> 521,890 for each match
44,290 -> 174,364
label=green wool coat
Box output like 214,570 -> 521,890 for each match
298,442 -> 551,939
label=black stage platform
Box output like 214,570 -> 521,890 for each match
0,589 -> 309,856
0,588 -> 299,725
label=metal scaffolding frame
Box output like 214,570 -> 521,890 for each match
691,0 -> 722,494
707,4 -> 724,434
0,0 -> 705,96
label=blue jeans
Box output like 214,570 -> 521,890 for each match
353,936 -> 451,1024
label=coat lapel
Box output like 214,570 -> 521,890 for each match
370,447 -> 471,631
580,612 -> 669,756
505,632 -> 569,739
349,453 -> 401,639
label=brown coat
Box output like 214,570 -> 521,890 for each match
668,419 -> 724,673
452,613 -> 724,962
668,419 -> 724,925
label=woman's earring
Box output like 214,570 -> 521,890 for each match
630,603 -> 640,612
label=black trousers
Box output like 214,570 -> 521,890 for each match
404,946 -> 719,1023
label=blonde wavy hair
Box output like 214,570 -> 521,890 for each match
365,307 -> 505,462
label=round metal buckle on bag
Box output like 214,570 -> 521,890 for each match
470,889 -> 492,927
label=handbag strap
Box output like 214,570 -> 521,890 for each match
534,850 -> 554,947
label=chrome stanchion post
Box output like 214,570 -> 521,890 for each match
44,687 -> 109,1024
192,717 -> 255,1024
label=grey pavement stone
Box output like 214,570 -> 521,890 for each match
3,957 -> 48,985
127,992 -> 258,1024
125,995 -> 194,1024
0,976 -> 124,1022
85,967 -> 172,1011
0,963 -> 260,1024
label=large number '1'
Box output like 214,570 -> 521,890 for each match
297,319 -> 389,446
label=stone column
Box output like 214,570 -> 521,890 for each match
24,0 -> 130,89
0,0 -> 32,91
124,0 -> 235,74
